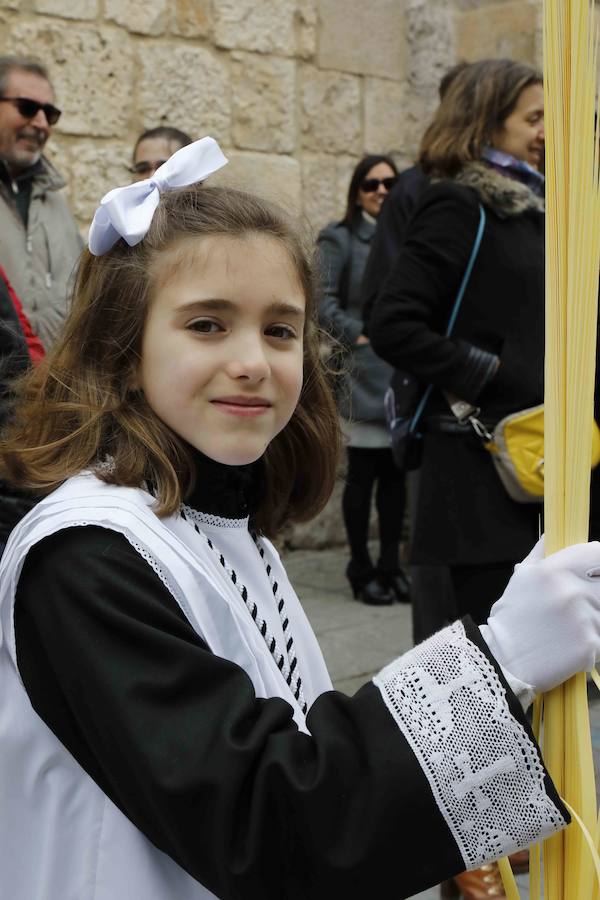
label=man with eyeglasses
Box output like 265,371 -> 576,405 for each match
0,56 -> 82,349
129,126 -> 192,182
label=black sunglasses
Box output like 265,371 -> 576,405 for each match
128,160 -> 168,176
0,96 -> 61,126
360,176 -> 397,193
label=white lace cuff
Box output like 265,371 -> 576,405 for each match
373,621 -> 567,870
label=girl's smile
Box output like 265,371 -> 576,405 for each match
138,232 -> 306,466
211,395 -> 273,416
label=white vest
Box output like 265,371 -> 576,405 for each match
0,474 -> 333,899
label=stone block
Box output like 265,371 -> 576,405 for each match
0,0 -> 23,9
364,78 -> 410,155
214,0 -> 306,56
405,0 -> 456,95
300,152 -> 360,234
43,133 -> 73,200
137,43 -> 231,145
532,3 -> 543,71
387,84 -> 437,160
318,0 -> 407,79
32,0 -> 97,18
67,139 -> 132,226
297,0 -> 317,60
170,0 -> 212,38
6,21 -> 134,138
456,3 -> 538,64
299,67 -> 361,154
211,150 -> 302,215
284,477 -> 347,549
231,52 -> 296,154
454,0 -> 525,8
105,0 -> 168,36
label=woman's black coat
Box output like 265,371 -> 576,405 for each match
370,163 -> 544,566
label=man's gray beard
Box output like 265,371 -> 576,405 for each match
10,146 -> 43,173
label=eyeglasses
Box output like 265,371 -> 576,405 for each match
360,176 -> 397,193
128,160 -> 168,176
0,96 -> 61,126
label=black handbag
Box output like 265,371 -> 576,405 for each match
384,204 -> 487,469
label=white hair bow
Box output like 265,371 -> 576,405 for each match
88,136 -> 228,256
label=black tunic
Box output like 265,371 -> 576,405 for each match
14,461 -> 565,898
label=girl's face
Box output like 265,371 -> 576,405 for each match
138,233 -> 306,466
357,162 -> 397,217
491,83 -> 545,169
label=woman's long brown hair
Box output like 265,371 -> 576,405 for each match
0,186 -> 342,538
419,58 -> 542,177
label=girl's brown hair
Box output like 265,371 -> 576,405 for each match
0,186 -> 342,538
419,59 -> 542,177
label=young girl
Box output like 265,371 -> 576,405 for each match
1,137 -> 599,900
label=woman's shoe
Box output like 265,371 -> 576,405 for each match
358,578 -> 394,605
382,569 -> 410,603
345,567 -> 394,605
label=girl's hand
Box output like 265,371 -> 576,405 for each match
480,537 -> 600,695
355,334 -> 370,345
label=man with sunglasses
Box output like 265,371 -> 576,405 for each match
0,56 -> 81,349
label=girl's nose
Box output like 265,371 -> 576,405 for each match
225,337 -> 270,381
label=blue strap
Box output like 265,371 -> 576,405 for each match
409,203 -> 486,434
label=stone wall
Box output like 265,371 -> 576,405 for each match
0,0 -> 542,237
0,0 -> 545,548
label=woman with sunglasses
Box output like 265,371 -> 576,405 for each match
318,155 -> 410,606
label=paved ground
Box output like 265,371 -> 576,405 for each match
283,542 -> 600,900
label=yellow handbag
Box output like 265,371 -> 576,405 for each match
483,404 -> 600,503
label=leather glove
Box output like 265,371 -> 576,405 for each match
480,537 -> 600,696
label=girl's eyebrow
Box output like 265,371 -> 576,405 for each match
175,298 -> 305,319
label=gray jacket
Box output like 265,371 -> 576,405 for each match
0,156 -> 83,349
317,215 -> 392,424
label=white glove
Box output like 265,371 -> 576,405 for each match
480,537 -> 600,696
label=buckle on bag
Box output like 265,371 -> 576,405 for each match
448,398 -> 480,425
468,416 -> 494,442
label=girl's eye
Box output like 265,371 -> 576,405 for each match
266,324 -> 297,340
187,319 -> 223,334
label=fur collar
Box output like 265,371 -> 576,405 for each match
451,162 -> 544,217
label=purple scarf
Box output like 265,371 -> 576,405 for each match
481,146 -> 545,197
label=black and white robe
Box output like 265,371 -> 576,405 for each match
0,462 -> 567,899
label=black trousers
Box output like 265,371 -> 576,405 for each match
411,562 -> 514,643
450,562 -> 515,626
342,446 -> 405,580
